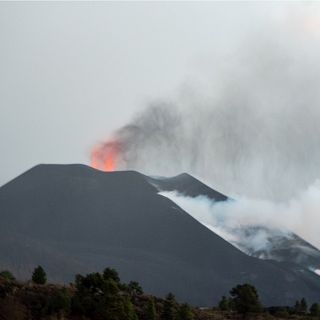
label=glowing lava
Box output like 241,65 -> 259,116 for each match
90,141 -> 121,172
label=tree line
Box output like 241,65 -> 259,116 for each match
1,266 -> 320,320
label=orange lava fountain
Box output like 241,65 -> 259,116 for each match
90,141 -> 121,172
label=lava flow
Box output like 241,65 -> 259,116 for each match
90,141 -> 121,172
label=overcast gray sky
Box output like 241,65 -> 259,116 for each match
0,1 -> 318,186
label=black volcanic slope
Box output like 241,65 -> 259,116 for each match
148,173 -> 228,201
0,164 -> 320,306
151,173 -> 320,276
235,225 -> 320,272
149,173 -> 320,274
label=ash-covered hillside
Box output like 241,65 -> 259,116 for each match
0,164 -> 320,306
153,174 -> 320,275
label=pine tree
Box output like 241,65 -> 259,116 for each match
32,265 -> 47,284
294,300 -> 301,313
123,296 -> 139,320
300,298 -> 308,314
310,303 -> 320,317
47,287 -> 71,315
128,281 -> 143,296
218,295 -> 230,311
162,293 -> 176,320
0,270 -> 15,281
72,271 -> 132,320
146,297 -> 157,320
103,267 -> 120,283
177,303 -> 194,320
230,283 -> 262,314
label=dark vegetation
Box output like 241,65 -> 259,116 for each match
0,266 -> 320,320
31,266 -> 47,285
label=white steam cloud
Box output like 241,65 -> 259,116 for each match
160,179 -> 320,251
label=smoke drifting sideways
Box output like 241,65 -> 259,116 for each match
91,7 -> 320,202
90,5 -> 320,249
159,180 -> 320,255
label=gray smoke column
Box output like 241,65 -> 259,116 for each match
92,9 -> 320,201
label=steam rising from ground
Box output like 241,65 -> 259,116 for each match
160,180 -> 320,251
94,8 -> 320,201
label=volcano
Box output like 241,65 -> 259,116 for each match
0,164 -> 320,306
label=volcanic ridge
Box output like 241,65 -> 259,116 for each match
0,164 -> 320,306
